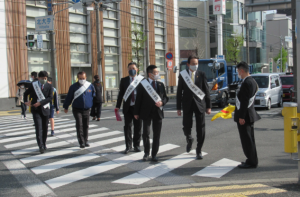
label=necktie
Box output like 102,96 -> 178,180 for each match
41,84 -> 44,90
131,77 -> 135,102
191,72 -> 195,82
152,80 -> 156,91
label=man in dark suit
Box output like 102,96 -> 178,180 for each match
24,71 -> 53,154
234,61 -> 261,169
134,65 -> 169,162
176,55 -> 211,160
116,62 -> 142,154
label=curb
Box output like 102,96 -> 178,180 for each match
80,178 -> 298,197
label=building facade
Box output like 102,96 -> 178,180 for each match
0,0 -> 178,110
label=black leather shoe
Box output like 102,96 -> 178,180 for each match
43,145 -> 47,150
186,138 -> 194,153
143,154 -> 149,161
151,156 -> 158,162
196,152 -> 203,160
134,146 -> 141,152
124,147 -> 132,154
85,143 -> 90,147
39,147 -> 44,154
80,144 -> 85,148
238,163 -> 257,169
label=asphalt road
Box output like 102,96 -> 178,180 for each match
0,99 -> 298,197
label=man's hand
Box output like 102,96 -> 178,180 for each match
56,111 -> 60,115
177,110 -> 182,116
134,115 -> 139,120
25,101 -> 31,107
206,108 -> 211,115
155,101 -> 163,108
64,109 -> 68,114
33,102 -> 41,108
239,118 -> 245,125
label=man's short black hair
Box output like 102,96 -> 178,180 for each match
31,71 -> 37,78
236,61 -> 249,73
47,77 -> 52,82
187,55 -> 199,64
128,62 -> 137,67
77,71 -> 86,78
38,71 -> 48,78
147,65 -> 157,74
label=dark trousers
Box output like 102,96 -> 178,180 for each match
21,102 -> 26,117
143,112 -> 162,157
237,122 -> 258,166
124,106 -> 142,149
73,108 -> 90,145
91,102 -> 102,118
32,110 -> 49,148
182,101 -> 205,153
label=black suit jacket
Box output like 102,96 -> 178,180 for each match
24,82 -> 53,116
134,79 -> 169,120
176,69 -> 211,113
116,76 -> 135,115
234,76 -> 261,123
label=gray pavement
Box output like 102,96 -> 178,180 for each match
0,99 -> 299,197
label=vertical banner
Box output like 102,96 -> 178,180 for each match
213,0 -> 226,15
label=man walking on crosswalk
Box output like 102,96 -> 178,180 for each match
24,71 -> 53,154
63,71 -> 95,148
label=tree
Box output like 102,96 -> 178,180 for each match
274,47 -> 288,72
129,21 -> 147,75
191,31 -> 205,58
224,34 -> 244,65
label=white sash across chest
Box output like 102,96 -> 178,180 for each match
140,80 -> 163,110
123,75 -> 144,101
236,80 -> 259,110
180,70 -> 206,100
74,81 -> 91,101
32,81 -> 50,109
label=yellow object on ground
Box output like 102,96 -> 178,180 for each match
211,104 -> 236,121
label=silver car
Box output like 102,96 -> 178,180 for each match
252,73 -> 283,110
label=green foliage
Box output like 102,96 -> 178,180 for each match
274,47 -> 288,72
224,34 -> 244,65
129,21 -> 147,74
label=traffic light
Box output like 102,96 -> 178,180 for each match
277,58 -> 281,65
26,34 -> 35,48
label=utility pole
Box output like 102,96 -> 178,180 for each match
292,0 -> 297,96
48,0 -> 57,89
217,14 -> 223,55
95,1 -> 103,85
144,0 -> 149,73
280,36 -> 283,72
246,13 -> 250,64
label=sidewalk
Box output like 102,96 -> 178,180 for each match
81,178 -> 299,197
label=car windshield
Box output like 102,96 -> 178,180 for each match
252,76 -> 269,88
280,77 -> 294,85
180,60 -> 215,82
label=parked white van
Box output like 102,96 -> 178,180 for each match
251,73 -> 283,110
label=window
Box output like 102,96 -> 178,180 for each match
210,26 -> 216,43
131,7 -> 142,15
155,35 -> 164,42
70,34 -> 87,43
70,53 -> 88,63
179,29 -> 196,37
155,43 -> 164,50
154,0 -> 163,5
179,8 -> 197,17
275,77 -> 280,87
218,63 -> 225,77
104,19 -> 118,28
104,46 -> 118,54
69,13 -> 86,23
154,12 -> 164,20
70,24 -> 87,34
104,37 -> 118,46
104,29 -> 118,37
131,15 -> 143,24
105,74 -> 118,89
26,7 -> 46,17
70,44 -> 88,52
155,28 -> 164,35
210,47 -> 217,58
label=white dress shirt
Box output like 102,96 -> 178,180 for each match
130,76 -> 137,106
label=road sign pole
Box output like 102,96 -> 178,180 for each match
296,0 -> 300,184
48,0 -> 57,89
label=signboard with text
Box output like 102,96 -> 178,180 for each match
213,0 -> 226,15
167,60 -> 173,71
35,16 -> 54,31
37,35 -> 43,49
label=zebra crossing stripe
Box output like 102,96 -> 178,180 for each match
11,141 -> 70,156
192,158 -> 240,178
31,152 -> 100,175
0,134 -> 36,143
0,119 -> 71,128
20,136 -> 124,164
0,123 -> 76,134
112,150 -> 208,185
5,137 -> 57,149
45,143 -> 179,189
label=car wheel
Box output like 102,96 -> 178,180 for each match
218,92 -> 227,108
266,99 -> 271,110
278,97 -> 283,107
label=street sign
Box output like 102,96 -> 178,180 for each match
72,0 -> 81,3
285,36 -> 292,42
47,0 -> 52,13
37,35 -> 43,49
166,52 -> 173,60
167,60 -> 173,70
35,16 -> 54,31
213,0 -> 226,15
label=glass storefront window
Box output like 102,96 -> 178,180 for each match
105,74 -> 118,89
70,53 -> 89,63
